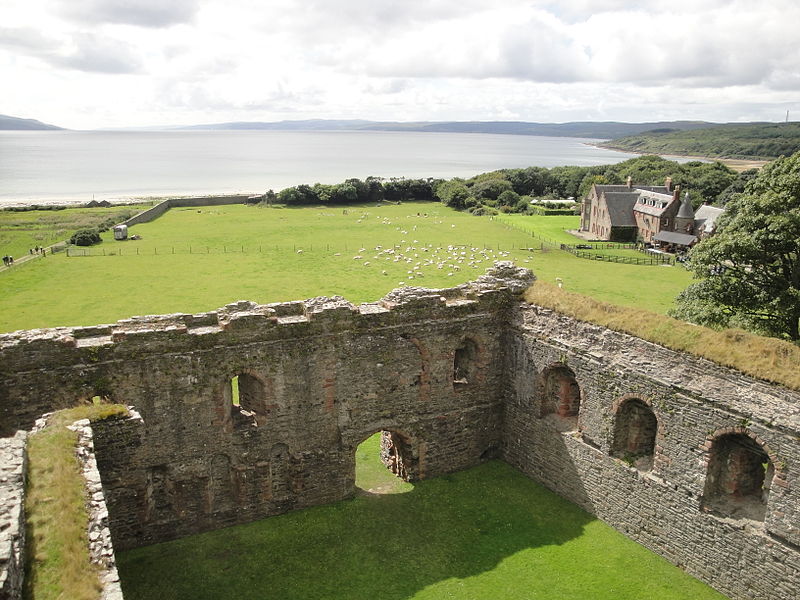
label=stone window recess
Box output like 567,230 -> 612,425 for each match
453,338 -> 479,386
611,399 -> 657,471
227,373 -> 268,428
539,365 -> 581,431
702,433 -> 775,522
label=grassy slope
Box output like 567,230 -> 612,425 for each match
603,122 -> 800,160
116,458 -> 725,600
0,205 -> 148,259
0,204 -> 691,332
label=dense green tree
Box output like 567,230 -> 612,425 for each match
470,178 -> 514,201
497,189 -> 521,208
70,229 -> 102,246
435,179 -> 472,209
671,152 -> 800,340
717,169 -> 759,206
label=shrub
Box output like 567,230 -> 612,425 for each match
69,229 -> 102,246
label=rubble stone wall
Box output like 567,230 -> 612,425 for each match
0,432 -> 26,600
504,304 -> 800,600
1,265 -> 529,550
1,265 -> 798,600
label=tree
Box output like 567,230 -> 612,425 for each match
70,229 -> 102,246
435,179 -> 472,209
671,152 -> 800,341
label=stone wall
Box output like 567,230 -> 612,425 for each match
120,195 -> 249,227
1,264 -> 531,550
0,432 -> 26,600
1,265 -> 799,599
504,304 -> 800,600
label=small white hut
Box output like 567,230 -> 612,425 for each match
113,224 -> 128,240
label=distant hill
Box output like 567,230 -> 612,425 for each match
174,119 -> 714,139
602,122 -> 800,160
0,114 -> 64,130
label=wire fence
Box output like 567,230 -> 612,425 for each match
65,241 -> 548,257
560,245 -> 675,266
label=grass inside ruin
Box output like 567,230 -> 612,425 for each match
0,203 -> 692,332
24,403 -> 129,600
116,456 -> 726,600
526,282 -> 800,390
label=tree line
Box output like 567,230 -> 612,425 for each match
258,155 -> 746,215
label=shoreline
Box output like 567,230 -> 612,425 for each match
590,143 -> 769,172
0,191 -> 260,210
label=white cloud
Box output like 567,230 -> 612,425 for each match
0,0 -> 798,128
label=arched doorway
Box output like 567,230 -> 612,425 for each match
354,430 -> 417,494
539,365 -> 581,431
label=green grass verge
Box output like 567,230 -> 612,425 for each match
0,203 -> 692,332
25,404 -> 129,600
116,459 -> 725,600
0,205 -> 149,259
526,282 -> 800,390
354,433 -> 414,494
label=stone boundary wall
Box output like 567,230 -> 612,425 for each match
70,419 -> 125,600
0,432 -> 26,600
120,195 -> 250,227
505,304 -> 799,600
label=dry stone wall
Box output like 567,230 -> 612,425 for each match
1,264 -> 799,600
504,304 -> 800,600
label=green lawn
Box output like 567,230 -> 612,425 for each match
116,450 -> 725,600
0,202 -> 693,332
0,204 -> 148,259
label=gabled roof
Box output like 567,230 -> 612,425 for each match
601,192 -> 638,227
593,184 -> 671,195
633,190 -> 675,217
695,205 -> 724,229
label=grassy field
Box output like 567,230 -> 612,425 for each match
116,441 -> 725,600
0,202 -> 692,332
0,204 -> 148,259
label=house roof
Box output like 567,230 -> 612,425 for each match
594,184 -> 670,195
676,191 -> 695,220
601,192 -> 638,227
633,190 -> 675,217
695,205 -> 725,233
653,230 -> 698,246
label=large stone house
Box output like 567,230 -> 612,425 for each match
580,177 -> 724,246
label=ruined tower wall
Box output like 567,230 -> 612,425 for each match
1,269 -> 528,550
504,305 -> 800,600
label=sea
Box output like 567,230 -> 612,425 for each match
0,130 -> 644,207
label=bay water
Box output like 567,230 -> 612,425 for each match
0,130 -> 641,206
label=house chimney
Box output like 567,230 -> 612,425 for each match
664,177 -> 672,192
626,176 -> 632,189
673,184 -> 681,203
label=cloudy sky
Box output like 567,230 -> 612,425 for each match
1,0 -> 798,129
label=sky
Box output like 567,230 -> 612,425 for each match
1,0 -> 798,129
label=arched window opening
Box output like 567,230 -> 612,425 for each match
703,433 -> 774,522
453,338 -> 479,386
612,399 -> 657,471
539,365 -> 581,431
354,431 -> 416,495
227,373 -> 267,429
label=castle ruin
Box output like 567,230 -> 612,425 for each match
1,263 -> 798,600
